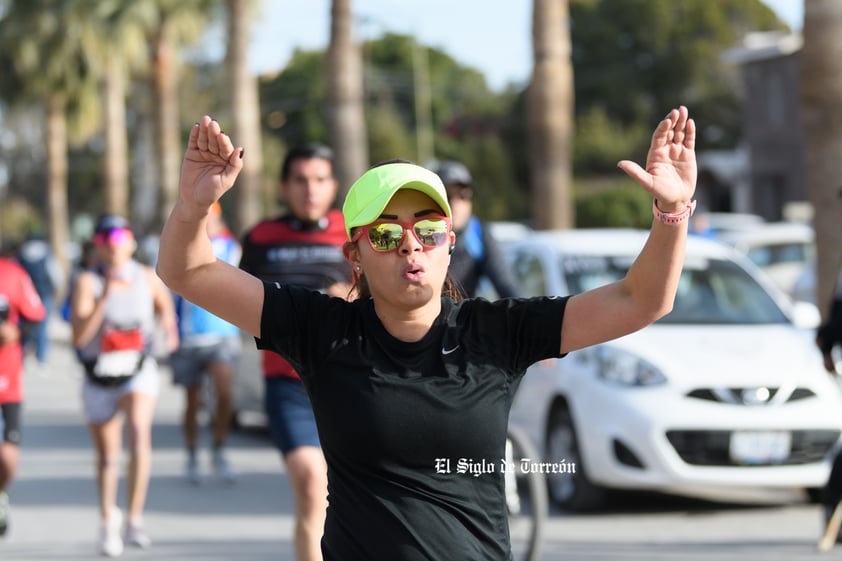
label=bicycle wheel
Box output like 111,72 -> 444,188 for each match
506,425 -> 547,561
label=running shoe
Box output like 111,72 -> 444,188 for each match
99,508 -> 124,557
186,453 -> 202,485
213,448 -> 237,484
0,491 -> 9,537
124,521 -> 151,549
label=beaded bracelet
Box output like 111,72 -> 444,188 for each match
652,199 -> 697,225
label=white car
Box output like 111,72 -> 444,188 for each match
704,211 -> 766,235
507,229 -> 841,511
717,221 -> 815,299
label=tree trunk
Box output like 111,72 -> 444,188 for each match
226,0 -> 264,235
527,0 -> 574,230
151,22 -> 181,231
45,94 -> 70,277
412,40 -> 434,164
103,56 -> 130,216
799,0 -> 842,318
327,0 -> 369,195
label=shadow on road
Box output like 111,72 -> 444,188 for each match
549,487 -> 813,518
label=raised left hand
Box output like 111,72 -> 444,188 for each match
617,105 -> 697,212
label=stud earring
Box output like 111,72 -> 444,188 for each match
354,265 -> 361,272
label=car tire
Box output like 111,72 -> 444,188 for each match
546,405 -> 607,511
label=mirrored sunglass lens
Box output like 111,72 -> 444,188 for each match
369,223 -> 405,251
414,219 -> 448,247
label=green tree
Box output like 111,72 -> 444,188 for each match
502,0 -> 791,228
257,0 -> 790,228
133,0 -> 217,230
261,50 -> 330,149
0,0 -> 102,273
366,102 -> 414,165
83,0 -> 149,217
570,0 -> 786,152
260,33 -> 520,218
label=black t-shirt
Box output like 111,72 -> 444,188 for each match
449,217 -> 521,299
257,283 -> 568,561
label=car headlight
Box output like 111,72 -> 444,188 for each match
595,346 -> 667,386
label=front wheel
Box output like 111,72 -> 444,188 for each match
545,406 -> 606,511
506,425 -> 547,561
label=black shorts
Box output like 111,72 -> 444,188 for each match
1,402 -> 21,445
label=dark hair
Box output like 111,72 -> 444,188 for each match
371,158 -> 414,168
280,143 -> 335,182
342,241 -> 464,302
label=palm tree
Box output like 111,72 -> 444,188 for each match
88,0 -> 148,217
0,0 -> 102,275
799,0 -> 842,318
225,0 -> 264,234
527,0 -> 574,230
327,0 -> 369,195
134,0 -> 216,230
100,55 -> 131,215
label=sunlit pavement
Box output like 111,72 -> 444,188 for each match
4,320 -> 836,561
2,319 -> 297,561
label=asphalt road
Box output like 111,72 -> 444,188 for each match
3,322 -> 297,561
1,320 -> 838,561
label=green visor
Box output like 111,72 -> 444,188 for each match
342,162 -> 452,239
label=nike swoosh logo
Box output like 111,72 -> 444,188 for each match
442,345 -> 460,355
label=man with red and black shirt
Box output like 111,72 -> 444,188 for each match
0,255 -> 46,537
239,143 -> 350,561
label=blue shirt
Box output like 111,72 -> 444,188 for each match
175,234 -> 241,340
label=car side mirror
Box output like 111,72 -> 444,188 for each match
791,301 -> 821,329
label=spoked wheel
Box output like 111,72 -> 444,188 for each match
506,425 -> 547,561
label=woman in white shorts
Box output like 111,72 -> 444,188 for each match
71,214 -> 178,557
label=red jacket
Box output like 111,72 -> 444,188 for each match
0,258 -> 47,402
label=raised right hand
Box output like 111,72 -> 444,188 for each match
178,116 -> 244,215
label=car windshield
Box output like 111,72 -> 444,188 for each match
560,255 -> 789,325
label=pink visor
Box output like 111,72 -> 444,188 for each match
94,228 -> 134,246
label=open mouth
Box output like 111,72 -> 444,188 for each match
402,263 -> 426,282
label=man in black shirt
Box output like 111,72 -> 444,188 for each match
432,161 -> 521,298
